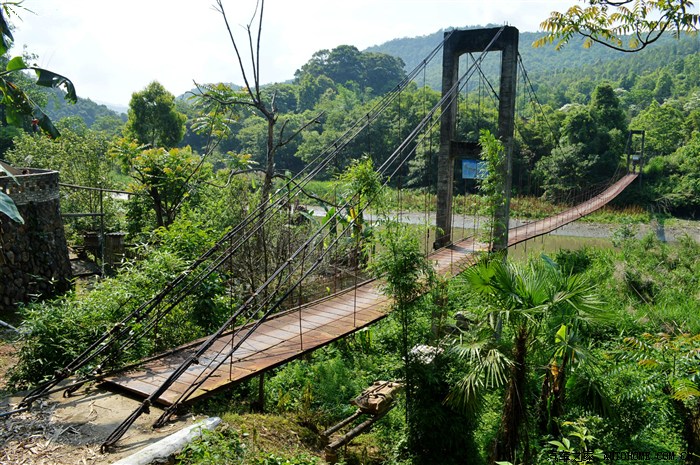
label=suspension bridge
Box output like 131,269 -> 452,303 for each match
6,26 -> 640,452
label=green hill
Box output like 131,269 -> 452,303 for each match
365,27 -> 700,108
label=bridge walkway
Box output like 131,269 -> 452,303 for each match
104,173 -> 637,405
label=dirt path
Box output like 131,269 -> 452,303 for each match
1,377 -> 200,465
0,337 -> 18,391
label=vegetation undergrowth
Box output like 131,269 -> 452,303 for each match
171,228 -> 699,465
176,415 -> 322,465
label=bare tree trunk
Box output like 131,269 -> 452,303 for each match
260,117 -> 276,205
150,187 -> 164,228
492,325 -> 528,464
537,353 -> 568,437
678,400 -> 700,465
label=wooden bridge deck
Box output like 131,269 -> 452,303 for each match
103,174 -> 637,406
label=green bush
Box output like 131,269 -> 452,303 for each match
554,248 -> 593,275
8,244 -> 227,389
264,350 -> 368,426
176,426 -> 246,465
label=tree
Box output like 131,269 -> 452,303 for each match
296,73 -> 335,111
536,142 -> 595,202
325,45 -> 365,87
92,113 -> 126,137
631,100 -> 685,156
197,0 -> 320,205
124,81 -> 186,149
118,82 -> 193,230
536,83 -> 627,201
295,45 -> 406,97
362,52 -> 406,95
537,0 -> 699,52
447,256 -> 601,464
590,83 -> 627,132
651,132 -> 700,215
369,221 -> 435,456
6,121 -> 115,230
110,141 -> 208,229
654,71 -> 674,102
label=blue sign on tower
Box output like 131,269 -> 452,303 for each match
462,159 -> 488,180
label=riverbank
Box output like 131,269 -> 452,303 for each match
304,206 -> 700,242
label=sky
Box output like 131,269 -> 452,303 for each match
10,0 -> 565,108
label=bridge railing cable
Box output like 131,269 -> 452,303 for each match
15,29 -> 457,416
100,27 -> 507,451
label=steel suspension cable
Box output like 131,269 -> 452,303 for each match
103,31 -> 506,450
97,31 -> 486,449
17,33 -> 460,411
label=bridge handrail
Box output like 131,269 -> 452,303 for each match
99,26 -> 508,451
16,28 -> 457,415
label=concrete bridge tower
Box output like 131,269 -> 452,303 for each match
434,26 -> 519,252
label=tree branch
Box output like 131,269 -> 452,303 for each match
277,111 -> 324,148
256,0 -> 264,99
215,0 -> 255,103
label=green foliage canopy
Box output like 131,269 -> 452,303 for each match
124,81 -> 186,149
537,0 -> 699,52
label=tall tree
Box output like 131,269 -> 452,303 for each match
110,141 -> 207,229
631,100 -> 686,156
118,82 -> 191,229
199,0 -> 319,204
362,52 -> 406,95
447,257 -> 601,464
295,45 -> 406,97
536,83 -> 627,201
124,81 -> 186,149
590,83 -> 627,132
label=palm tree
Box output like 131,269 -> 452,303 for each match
446,255 -> 602,464
537,270 -> 608,437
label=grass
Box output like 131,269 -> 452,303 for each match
221,413 -> 323,458
582,204 -> 652,224
176,411 -> 390,465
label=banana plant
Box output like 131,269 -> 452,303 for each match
0,4 -> 77,222
0,189 -> 20,221
0,55 -> 77,139
0,4 -> 76,138
0,162 -> 22,223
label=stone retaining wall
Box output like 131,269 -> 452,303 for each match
1,169 -> 71,312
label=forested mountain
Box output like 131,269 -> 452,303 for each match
362,28 -> 700,215
43,88 -> 127,127
366,26 -> 700,108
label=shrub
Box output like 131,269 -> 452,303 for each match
554,248 -> 593,275
176,426 -> 246,465
7,244 -> 228,389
